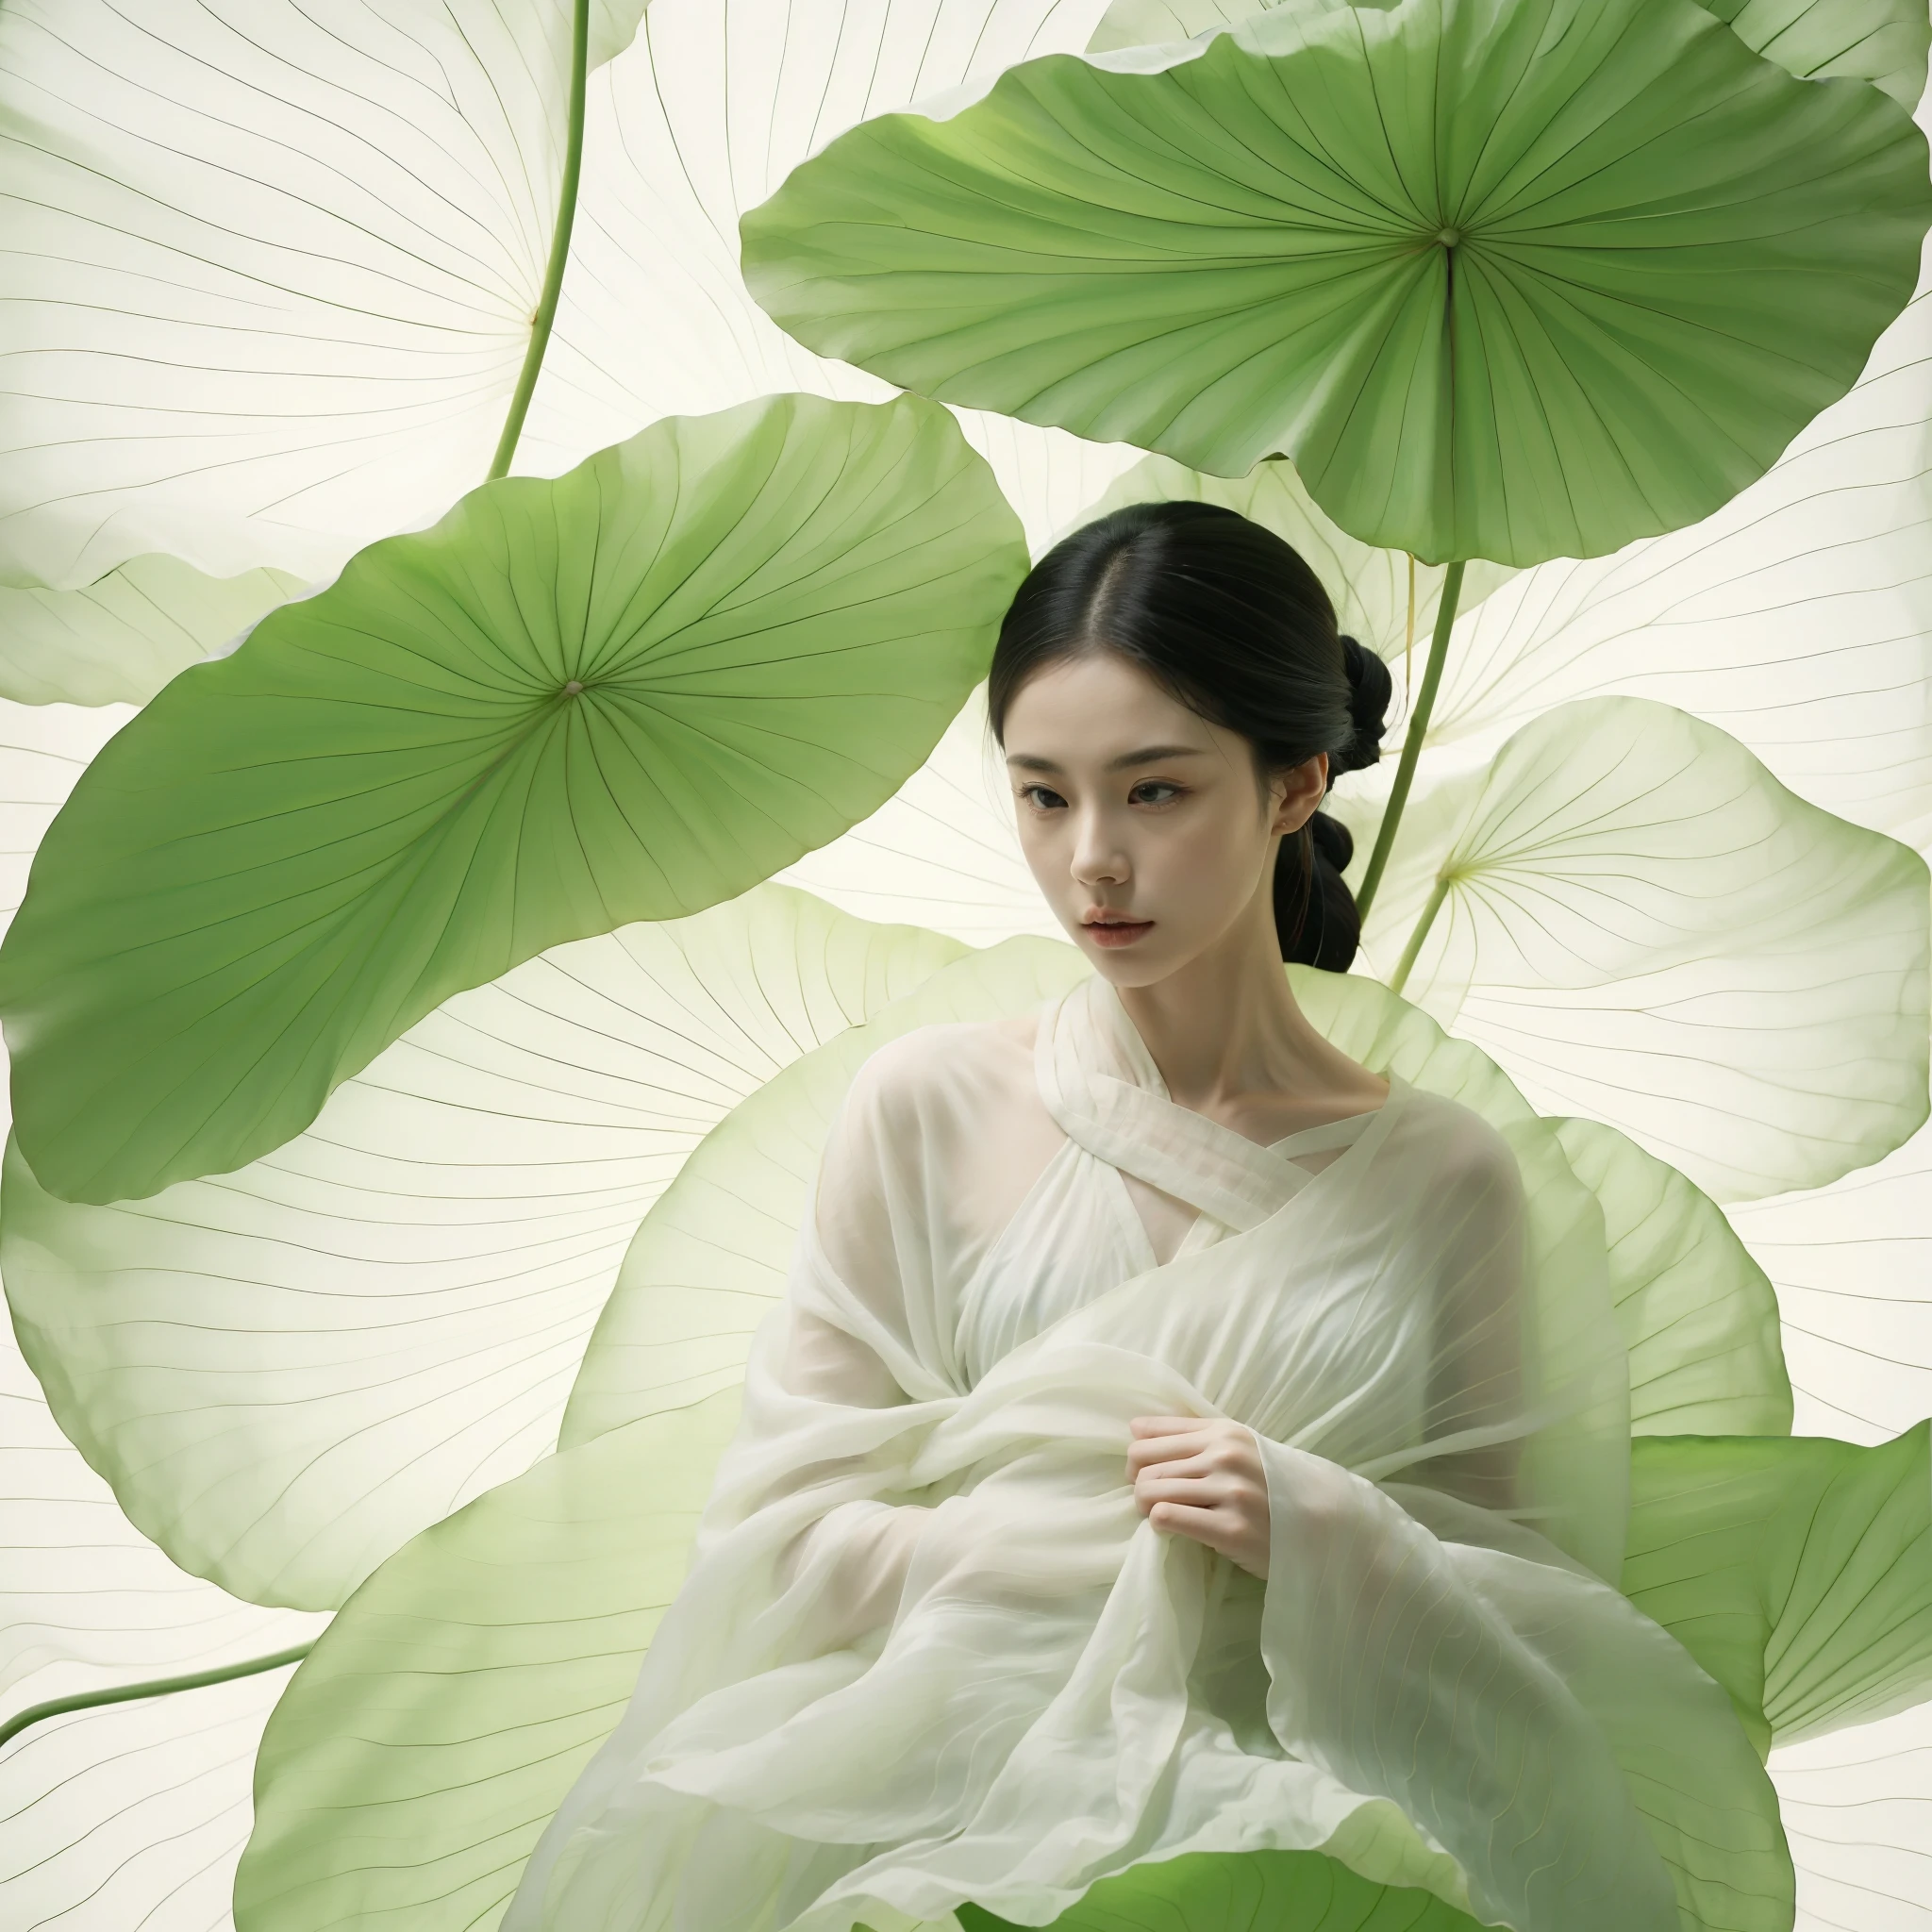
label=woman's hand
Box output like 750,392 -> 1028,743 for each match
1126,1415 -> 1271,1578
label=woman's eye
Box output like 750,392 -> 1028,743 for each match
1019,784 -> 1067,811
1130,781 -> 1182,806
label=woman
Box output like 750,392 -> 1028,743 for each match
504,504 -> 1784,1932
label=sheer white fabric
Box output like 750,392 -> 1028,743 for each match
505,977 -> 1781,1932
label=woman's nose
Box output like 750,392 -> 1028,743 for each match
1070,811 -> 1129,887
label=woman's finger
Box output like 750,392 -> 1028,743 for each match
1132,1472 -> 1233,1510
1125,1435 -> 1211,1475
1146,1500 -> 1228,1548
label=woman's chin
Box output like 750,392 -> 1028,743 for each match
1074,927 -> 1180,987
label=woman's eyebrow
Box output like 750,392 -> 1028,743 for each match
1107,744 -> 1205,770
1005,744 -> 1207,774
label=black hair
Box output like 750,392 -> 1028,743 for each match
986,498 -> 1391,972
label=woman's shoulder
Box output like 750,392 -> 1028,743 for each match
1391,1082 -> 1525,1193
841,1012 -> 1041,1127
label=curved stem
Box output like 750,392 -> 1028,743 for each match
488,0 -> 590,481
1356,558 -> 1464,922
1389,873 -> 1451,998
0,1642 -> 315,1752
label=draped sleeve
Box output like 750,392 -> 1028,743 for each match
1245,1100 -> 1780,1932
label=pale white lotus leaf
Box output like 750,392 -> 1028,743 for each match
0,0 -> 614,589
1340,697 -> 1930,1204
1728,1122 -> 1932,1442
514,0 -> 1141,552
0,557 -> 306,708
776,687 -> 1061,945
0,1660 -> 304,1932
589,1 -> 654,67
1088,0 -> 1258,52
1421,286 -> 1932,844
1770,1701 -> 1932,1932
0,703 -> 131,922
1,886 -> 963,1610
4,1230 -> 323,1931
2,1324 -> 322,1719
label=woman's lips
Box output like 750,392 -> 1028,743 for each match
1083,917 -> 1154,949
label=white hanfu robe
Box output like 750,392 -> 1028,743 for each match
506,976 -> 1783,1932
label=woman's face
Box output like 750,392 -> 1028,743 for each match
1002,651 -> 1326,989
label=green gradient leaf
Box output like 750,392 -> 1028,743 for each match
741,0 -> 1932,566
1341,697 -> 1930,1203
0,557 -> 306,708
235,1395 -> 741,1932
0,392 -> 1025,1208
1556,1119 -> 1790,1438
1623,1427 -> 1932,1757
1,887 -> 961,1610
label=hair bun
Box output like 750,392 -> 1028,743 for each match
1334,635 -> 1391,777
1277,808 -> 1359,973
1308,808 -> 1353,875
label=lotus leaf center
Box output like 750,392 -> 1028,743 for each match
563,679 -> 584,695
1435,226 -> 1462,248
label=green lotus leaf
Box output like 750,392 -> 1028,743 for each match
234,1393 -> 741,1932
0,0 -> 665,590
1410,284 -> 1932,846
1340,696 -> 1930,1203
1555,1119 -> 1790,1438
1079,453 -> 1516,674
0,557 -> 306,708
1729,1121 -> 1932,1442
517,0 -> 1141,552
1623,1426 -> 1932,1756
1701,0 -> 1930,104
958,1850 -> 1480,1929
0,392 -> 1025,1208
740,0 -> 1932,566
1089,0 -> 1930,107
1,886 -> 962,1609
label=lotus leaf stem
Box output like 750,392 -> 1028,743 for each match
1356,558 -> 1464,922
0,1641 -> 317,1752
488,0 -> 589,480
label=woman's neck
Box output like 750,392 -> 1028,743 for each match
1112,878 -> 1386,1131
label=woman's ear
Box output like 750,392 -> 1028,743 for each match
1270,753 -> 1329,835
